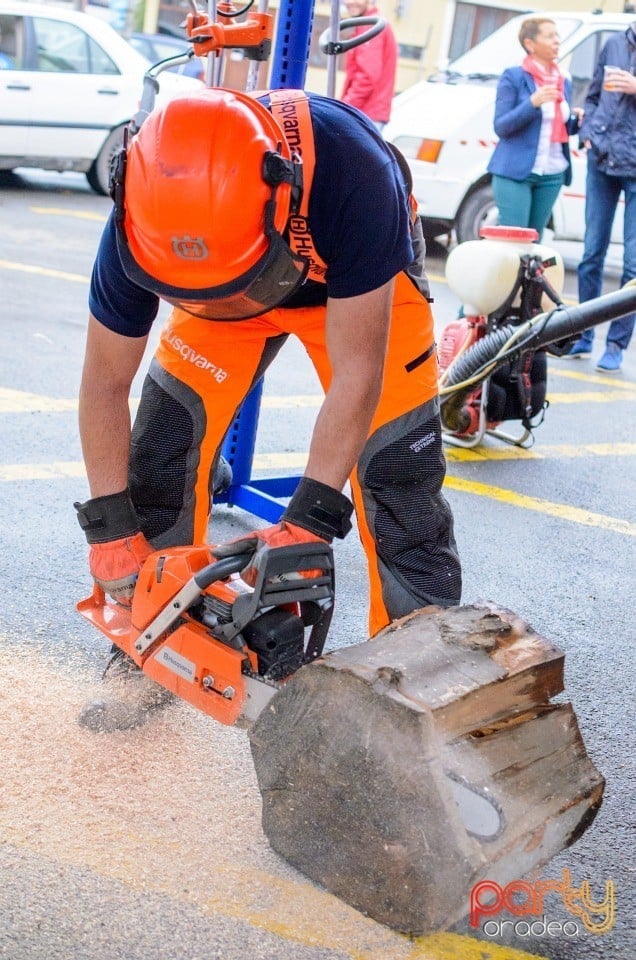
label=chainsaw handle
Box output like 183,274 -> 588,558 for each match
194,554 -> 251,590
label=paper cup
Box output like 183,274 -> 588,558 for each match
603,65 -> 620,91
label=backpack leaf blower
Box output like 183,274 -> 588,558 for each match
437,225 -> 636,447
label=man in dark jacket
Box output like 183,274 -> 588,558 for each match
566,23 -> 636,371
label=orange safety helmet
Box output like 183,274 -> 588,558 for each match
112,87 -> 307,320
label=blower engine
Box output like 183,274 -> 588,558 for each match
438,226 -> 566,447
437,225 -> 636,448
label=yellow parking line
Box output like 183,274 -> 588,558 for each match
0,259 -> 89,283
445,476 -> 635,536
3,378 -> 636,416
2,460 -> 634,538
547,390 -> 636,403
444,442 -> 636,462
30,206 -> 107,222
0,461 -> 87,481
410,933 -> 548,960
548,366 -> 636,390
0,387 -> 138,414
0,387 -> 79,413
1,441 -> 635,481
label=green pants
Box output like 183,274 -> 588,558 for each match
492,171 -> 565,240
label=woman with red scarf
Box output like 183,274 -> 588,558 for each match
487,18 -> 583,239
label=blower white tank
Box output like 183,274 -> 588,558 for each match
445,226 -> 565,317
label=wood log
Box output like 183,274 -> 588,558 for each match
249,603 -> 604,933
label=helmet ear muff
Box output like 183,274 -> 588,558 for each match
108,127 -> 129,209
262,149 -> 303,214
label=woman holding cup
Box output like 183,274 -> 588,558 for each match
487,18 -> 582,239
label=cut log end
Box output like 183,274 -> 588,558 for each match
249,603 -> 604,933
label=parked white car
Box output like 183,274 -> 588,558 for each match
384,11 -> 634,243
0,1 -> 202,193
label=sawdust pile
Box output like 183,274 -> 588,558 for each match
0,643 -> 412,956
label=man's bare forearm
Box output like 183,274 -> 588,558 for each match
305,376 -> 382,490
305,282 -> 393,491
79,381 -> 134,496
78,315 -> 148,498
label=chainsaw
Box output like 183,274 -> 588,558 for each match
77,541 -> 335,726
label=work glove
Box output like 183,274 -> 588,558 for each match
212,477 -> 353,584
74,489 -> 153,605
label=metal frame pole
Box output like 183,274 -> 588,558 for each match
216,0 -> 316,522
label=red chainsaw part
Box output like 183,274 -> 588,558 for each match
437,316 -> 481,373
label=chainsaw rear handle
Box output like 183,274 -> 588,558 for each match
206,542 -> 336,666
319,16 -> 386,55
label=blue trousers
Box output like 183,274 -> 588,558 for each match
577,153 -> 636,350
492,171 -> 565,240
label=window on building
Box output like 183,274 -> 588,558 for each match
398,43 -> 425,62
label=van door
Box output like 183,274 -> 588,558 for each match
0,15 -> 30,162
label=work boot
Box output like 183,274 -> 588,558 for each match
596,343 -> 623,373
78,646 -> 174,733
563,338 -> 593,359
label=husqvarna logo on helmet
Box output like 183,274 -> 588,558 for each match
171,236 -> 209,259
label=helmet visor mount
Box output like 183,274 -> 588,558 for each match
115,194 -> 309,321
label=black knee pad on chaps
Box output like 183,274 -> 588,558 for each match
128,362 -> 206,546
358,401 -> 462,618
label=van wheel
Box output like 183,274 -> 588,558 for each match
86,125 -> 127,196
455,185 -> 498,244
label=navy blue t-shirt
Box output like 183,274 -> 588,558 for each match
89,93 -> 413,337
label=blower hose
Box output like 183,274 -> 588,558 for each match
440,282 -> 636,433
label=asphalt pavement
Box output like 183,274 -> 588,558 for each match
0,169 -> 634,960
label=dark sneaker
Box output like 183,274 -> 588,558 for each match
213,454 -> 233,496
596,343 -> 623,373
563,338 -> 593,359
78,646 -> 174,733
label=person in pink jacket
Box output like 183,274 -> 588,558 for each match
340,1 -> 397,131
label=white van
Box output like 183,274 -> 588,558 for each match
384,11 -> 634,243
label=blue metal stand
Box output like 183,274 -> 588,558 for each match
215,0 -> 316,522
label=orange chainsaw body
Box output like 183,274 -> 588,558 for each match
77,542 -> 335,726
